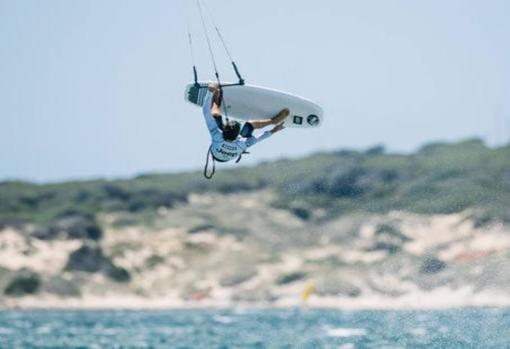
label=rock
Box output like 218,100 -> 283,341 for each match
4,269 -> 41,296
32,214 -> 102,240
65,244 -> 131,283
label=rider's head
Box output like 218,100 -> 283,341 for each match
223,120 -> 241,141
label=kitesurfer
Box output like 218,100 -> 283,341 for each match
203,83 -> 289,164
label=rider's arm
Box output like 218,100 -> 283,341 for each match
244,131 -> 272,148
244,123 -> 285,148
202,91 -> 223,142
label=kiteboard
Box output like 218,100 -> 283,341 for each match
185,82 -> 323,128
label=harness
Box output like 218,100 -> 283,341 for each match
203,145 -> 249,179
202,88 -> 250,179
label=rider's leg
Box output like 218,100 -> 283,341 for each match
249,108 -> 290,129
208,83 -> 222,116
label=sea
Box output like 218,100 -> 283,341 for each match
0,308 -> 509,348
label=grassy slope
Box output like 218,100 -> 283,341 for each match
1,139 -> 509,225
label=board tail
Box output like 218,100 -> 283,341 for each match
186,83 -> 209,106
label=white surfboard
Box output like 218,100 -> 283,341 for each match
184,82 -> 323,128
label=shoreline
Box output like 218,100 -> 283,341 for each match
4,289 -> 510,311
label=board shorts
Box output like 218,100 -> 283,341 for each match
240,122 -> 254,138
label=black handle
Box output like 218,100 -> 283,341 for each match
193,66 -> 199,86
232,62 -> 245,85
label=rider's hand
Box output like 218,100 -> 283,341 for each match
208,83 -> 220,92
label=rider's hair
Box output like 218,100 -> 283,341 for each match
223,120 -> 241,141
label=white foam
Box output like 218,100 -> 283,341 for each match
325,327 -> 367,338
339,344 -> 356,349
213,315 -> 235,324
410,327 -> 427,337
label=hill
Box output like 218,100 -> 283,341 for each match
0,138 -> 509,309
1,138 -> 509,227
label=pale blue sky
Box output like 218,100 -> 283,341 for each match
1,0 -> 509,182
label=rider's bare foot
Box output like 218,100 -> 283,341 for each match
271,108 -> 290,125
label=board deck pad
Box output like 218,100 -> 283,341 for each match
185,82 -> 323,128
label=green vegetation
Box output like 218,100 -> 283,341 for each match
4,270 -> 41,296
276,272 -> 307,285
420,257 -> 447,274
219,267 -> 258,287
366,224 -> 411,254
65,244 -> 131,282
1,139 -> 509,227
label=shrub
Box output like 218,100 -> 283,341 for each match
420,257 -> 447,274
145,255 -> 165,269
4,270 -> 41,296
33,214 -> 103,240
276,272 -> 307,285
291,207 -> 311,220
65,245 -> 106,272
375,224 -> 410,242
219,268 -> 257,287
105,266 -> 131,282
365,145 -> 385,156
65,244 -> 131,283
43,276 -> 81,297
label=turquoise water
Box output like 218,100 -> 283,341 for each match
0,308 -> 509,348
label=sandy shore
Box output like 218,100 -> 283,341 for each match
4,287 -> 510,310
2,210 -> 510,312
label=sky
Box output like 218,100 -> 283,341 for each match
1,0 -> 509,182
